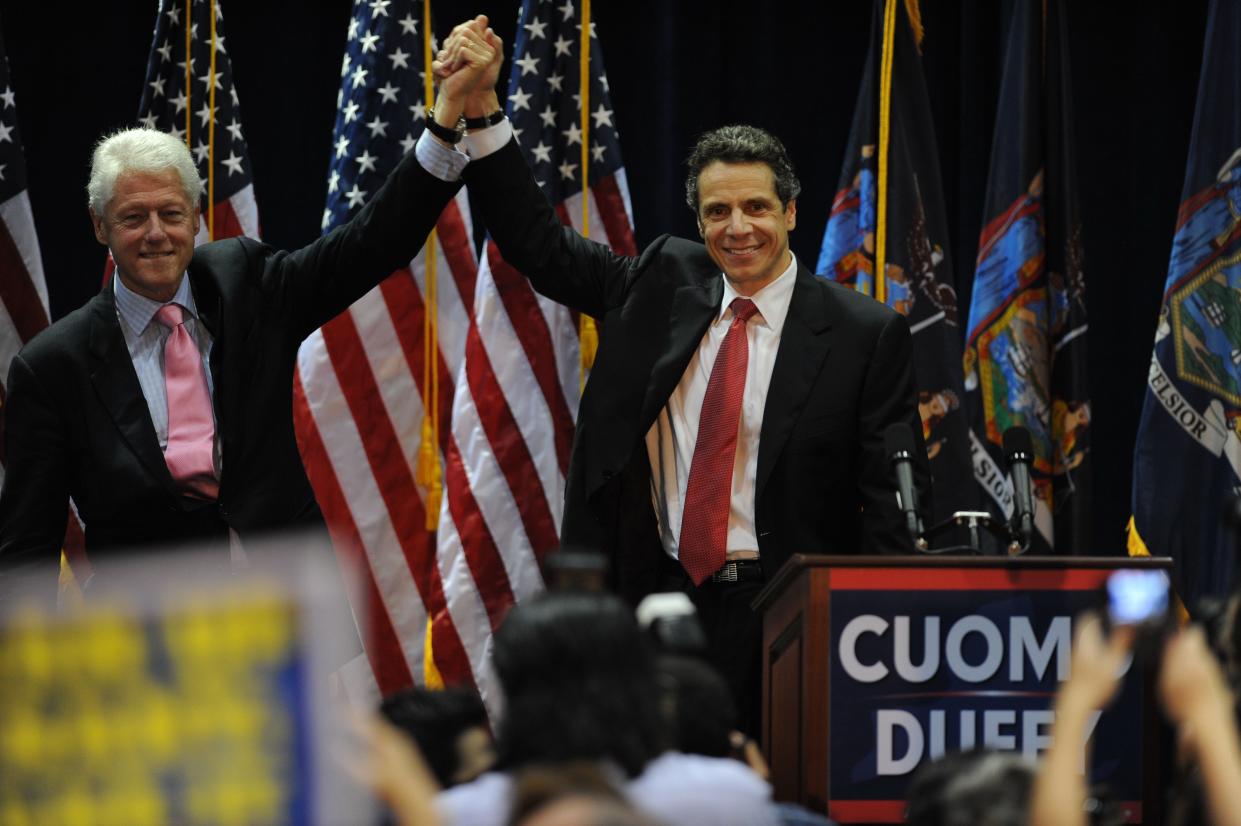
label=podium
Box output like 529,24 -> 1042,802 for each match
754,554 -> 1172,824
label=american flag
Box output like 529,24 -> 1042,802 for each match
436,0 -> 636,708
439,0 -> 636,704
136,0 -> 260,245
292,0 -> 482,703
0,27 -> 90,593
0,29 -> 50,482
293,0 -> 634,711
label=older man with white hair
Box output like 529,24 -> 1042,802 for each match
0,33 -> 499,604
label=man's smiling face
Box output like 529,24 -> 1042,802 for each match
91,168 -> 199,302
696,160 -> 797,296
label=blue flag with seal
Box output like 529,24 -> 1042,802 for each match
819,0 -> 974,528
964,0 -> 1092,554
1130,0 -> 1241,607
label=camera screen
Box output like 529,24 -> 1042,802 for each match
1107,570 -> 1170,625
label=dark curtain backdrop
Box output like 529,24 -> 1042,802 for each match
1,1 -> 1209,555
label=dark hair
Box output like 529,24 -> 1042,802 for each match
492,591 -> 666,777
904,750 -> 1032,826
655,655 -> 735,758
379,686 -> 489,788
684,124 -> 802,214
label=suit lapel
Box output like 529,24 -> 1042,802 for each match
756,268 -> 833,500
87,287 -> 179,495
637,277 -> 722,430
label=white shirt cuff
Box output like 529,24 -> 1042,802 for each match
462,118 -> 513,160
415,131 -> 469,182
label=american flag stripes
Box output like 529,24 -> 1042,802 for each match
0,30 -> 49,485
0,27 -> 90,593
293,0 -> 635,710
293,0 -> 482,703
435,0 -> 636,707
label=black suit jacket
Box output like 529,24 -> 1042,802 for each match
0,151 -> 463,603
463,140 -> 931,604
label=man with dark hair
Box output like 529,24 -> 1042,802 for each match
431,20 -> 929,737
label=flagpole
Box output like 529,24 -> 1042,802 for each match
417,0 -> 443,531
207,0 -> 217,240
875,0 -> 898,305
578,0 -> 597,389
183,0 -> 192,148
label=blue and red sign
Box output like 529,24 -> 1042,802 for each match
825,568 -> 1145,823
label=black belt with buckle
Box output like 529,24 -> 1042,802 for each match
711,559 -> 764,583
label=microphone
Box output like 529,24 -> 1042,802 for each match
1002,426 -> 1035,547
884,423 -> 925,547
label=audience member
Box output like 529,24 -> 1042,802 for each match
379,686 -> 494,788
1160,625 -> 1241,826
655,653 -> 835,826
1031,613 -> 1241,826
508,763 -> 659,826
435,590 -> 778,826
905,750 -> 1034,826
344,712 -> 444,826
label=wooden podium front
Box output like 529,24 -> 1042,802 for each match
754,554 -> 1172,824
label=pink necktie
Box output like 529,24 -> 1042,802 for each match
156,303 -> 219,500
679,298 -> 759,585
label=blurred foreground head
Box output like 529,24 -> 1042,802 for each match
509,762 -> 660,826
380,686 -> 493,788
655,654 -> 736,758
904,750 -> 1033,826
492,591 -> 665,777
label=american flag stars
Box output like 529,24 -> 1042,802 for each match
504,0 -> 622,196
137,0 -> 253,208
0,74 -> 26,195
323,0 -> 429,230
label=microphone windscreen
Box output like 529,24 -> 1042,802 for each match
1002,425 -> 1033,460
884,422 -> 916,457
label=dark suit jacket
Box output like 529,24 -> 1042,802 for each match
0,151 -> 462,604
463,140 -> 931,603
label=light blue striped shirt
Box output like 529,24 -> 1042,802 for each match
113,273 -> 217,461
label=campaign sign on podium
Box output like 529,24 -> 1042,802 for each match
758,557 -> 1168,825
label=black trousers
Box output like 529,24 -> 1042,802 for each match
659,552 -> 766,743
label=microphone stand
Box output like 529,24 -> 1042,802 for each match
914,510 -> 1029,556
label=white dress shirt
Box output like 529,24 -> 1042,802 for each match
421,121 -> 800,561
646,256 -> 798,561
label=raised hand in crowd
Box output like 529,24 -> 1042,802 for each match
1159,625 -> 1241,826
1029,614 -> 1133,826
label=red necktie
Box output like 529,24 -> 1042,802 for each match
679,297 -> 759,585
156,303 -> 219,500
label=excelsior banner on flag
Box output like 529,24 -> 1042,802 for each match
963,0 -> 1091,553
1130,0 -> 1241,607
818,0 -> 974,530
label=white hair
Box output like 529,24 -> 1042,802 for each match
87,128 -> 203,213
